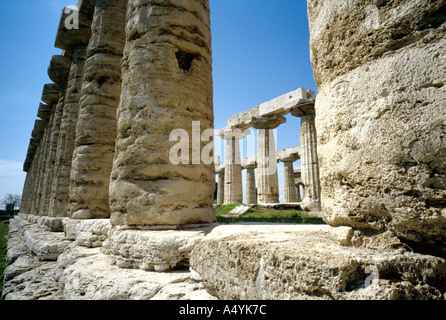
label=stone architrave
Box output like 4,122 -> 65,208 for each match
69,0 -> 127,220
252,115 -> 286,204
109,0 -> 216,227
307,0 -> 446,254
291,103 -> 321,212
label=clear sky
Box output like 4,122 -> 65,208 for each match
0,0 -> 317,206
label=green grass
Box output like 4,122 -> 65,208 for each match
216,204 -> 325,224
0,221 -> 8,296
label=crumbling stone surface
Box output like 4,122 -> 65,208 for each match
190,224 -> 446,300
308,0 -> 446,255
109,0 -> 216,227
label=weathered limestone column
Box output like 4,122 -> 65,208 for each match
308,0 -> 446,255
291,103 -> 321,212
215,161 -> 225,205
48,47 -> 87,217
294,169 -> 303,202
69,0 -> 127,219
32,101 -> 55,216
28,120 -> 46,215
217,128 -> 248,204
242,156 -> 257,204
282,158 -> 299,203
39,55 -> 71,216
109,0 -> 215,227
252,116 -> 285,204
245,167 -> 257,204
48,4 -> 93,217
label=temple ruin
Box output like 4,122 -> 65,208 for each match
3,0 -> 445,300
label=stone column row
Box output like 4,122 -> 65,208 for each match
215,106 -> 320,210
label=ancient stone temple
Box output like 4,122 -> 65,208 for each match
3,0 -> 445,300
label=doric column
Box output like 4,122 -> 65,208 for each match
252,116 -> 286,204
294,169 -> 303,202
32,100 -> 55,215
39,55 -> 71,216
242,156 -> 257,204
217,128 -> 249,204
109,0 -> 215,227
291,103 -> 322,212
48,4 -> 93,217
215,162 -> 225,205
278,147 -> 300,203
48,0 -> 95,217
48,47 -> 87,217
22,138 -> 39,213
69,0 -> 127,219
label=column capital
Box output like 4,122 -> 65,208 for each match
54,5 -> 93,51
41,83 -> 60,105
277,146 -> 300,163
37,103 -> 53,121
241,156 -> 257,170
291,101 -> 316,117
47,54 -> 72,86
251,115 -> 286,130
216,126 -> 251,140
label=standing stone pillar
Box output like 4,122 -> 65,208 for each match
252,116 -> 286,204
29,120 -> 46,215
32,101 -> 55,215
48,47 -> 87,217
294,169 -> 303,202
69,0 -> 127,219
109,0 -> 215,227
245,167 -> 257,204
39,55 -> 71,216
22,138 -> 39,213
217,128 -> 248,205
291,103 -> 322,212
242,156 -> 257,204
48,4 -> 93,217
282,158 -> 299,203
215,161 -> 225,205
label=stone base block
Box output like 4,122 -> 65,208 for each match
190,224 -> 446,300
64,219 -> 111,248
18,213 -> 67,232
13,215 -> 72,261
59,252 -> 217,300
102,225 -> 216,272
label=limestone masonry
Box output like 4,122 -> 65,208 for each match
3,0 -> 445,300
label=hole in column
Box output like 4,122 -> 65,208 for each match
176,50 -> 200,71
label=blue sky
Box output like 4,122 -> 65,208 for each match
0,0 -> 316,206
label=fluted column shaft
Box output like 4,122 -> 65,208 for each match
69,0 -> 127,219
49,47 -> 87,217
223,133 -> 244,204
252,116 -> 285,204
300,113 -> 322,211
109,0 -> 215,226
284,161 -> 298,203
216,173 -> 225,205
245,167 -> 257,204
